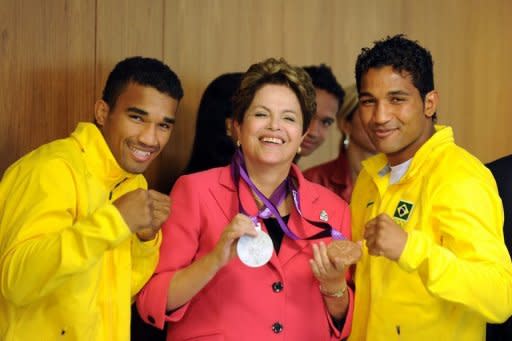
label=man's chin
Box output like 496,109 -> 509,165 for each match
123,163 -> 150,175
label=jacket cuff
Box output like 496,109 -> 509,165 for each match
340,286 -> 354,339
326,286 -> 354,340
88,203 -> 132,248
132,231 -> 162,257
397,230 -> 431,272
136,271 -> 174,330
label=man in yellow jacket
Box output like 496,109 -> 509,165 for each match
0,56 -> 183,340
349,35 -> 512,340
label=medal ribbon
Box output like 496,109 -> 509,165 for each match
231,148 -> 345,241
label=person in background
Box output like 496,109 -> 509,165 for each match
184,72 -> 243,174
486,154 -> 512,341
296,64 -> 345,160
0,56 -> 183,340
349,34 -> 512,340
304,84 -> 376,202
137,57 -> 360,340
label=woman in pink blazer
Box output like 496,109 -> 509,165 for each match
137,58 -> 359,340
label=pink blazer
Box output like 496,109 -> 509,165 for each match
137,164 -> 353,340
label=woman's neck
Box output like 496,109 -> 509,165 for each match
243,159 -> 293,217
245,161 -> 290,198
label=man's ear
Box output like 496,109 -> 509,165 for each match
225,118 -> 234,137
424,90 -> 439,118
94,100 -> 110,126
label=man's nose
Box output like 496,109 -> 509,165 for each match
373,102 -> 392,124
307,116 -> 321,136
138,124 -> 158,146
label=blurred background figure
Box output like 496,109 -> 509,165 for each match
184,72 -> 243,174
303,85 -> 376,202
296,64 -> 345,161
486,154 -> 512,341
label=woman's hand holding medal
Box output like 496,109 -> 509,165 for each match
310,240 -> 362,296
211,214 -> 258,268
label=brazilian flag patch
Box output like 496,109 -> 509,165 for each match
393,200 -> 414,222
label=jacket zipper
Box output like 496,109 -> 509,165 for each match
106,176 -> 127,340
109,177 -> 128,201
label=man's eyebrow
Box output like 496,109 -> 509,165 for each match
127,106 -> 175,124
127,107 -> 148,116
358,91 -> 373,97
358,90 -> 410,97
388,90 -> 410,96
163,116 -> 175,124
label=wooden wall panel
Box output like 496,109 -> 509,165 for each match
163,0 -> 409,174
162,0 -> 288,190
401,0 -> 512,163
162,0 -> 512,175
0,0 -> 95,176
2,0 -> 511,187
288,0 -> 407,170
282,0 -> 342,169
96,0 -> 166,190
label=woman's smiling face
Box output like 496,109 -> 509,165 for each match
235,84 -> 305,168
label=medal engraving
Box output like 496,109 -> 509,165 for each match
237,228 -> 273,268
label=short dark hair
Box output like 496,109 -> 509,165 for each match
102,56 -> 184,109
355,34 -> 434,100
303,64 -> 345,111
233,58 -> 316,134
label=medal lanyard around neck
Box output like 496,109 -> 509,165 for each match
231,148 -> 346,241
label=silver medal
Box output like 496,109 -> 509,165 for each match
237,223 -> 274,268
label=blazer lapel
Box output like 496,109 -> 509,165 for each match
209,166 -> 261,221
209,166 -> 238,221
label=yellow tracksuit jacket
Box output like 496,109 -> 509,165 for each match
349,126 -> 512,340
0,123 -> 161,340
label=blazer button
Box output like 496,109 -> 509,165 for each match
147,315 -> 156,324
272,322 -> 283,333
272,281 -> 283,293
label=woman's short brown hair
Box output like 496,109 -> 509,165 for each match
232,58 -> 316,133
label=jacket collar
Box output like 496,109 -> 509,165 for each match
70,122 -> 134,186
362,125 -> 453,183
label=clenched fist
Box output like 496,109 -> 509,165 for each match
113,189 -> 171,241
364,213 -> 407,260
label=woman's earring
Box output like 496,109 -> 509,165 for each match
343,134 -> 350,149
297,146 -> 302,154
237,140 -> 241,147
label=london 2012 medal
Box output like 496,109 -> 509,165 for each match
326,240 -> 362,265
237,223 -> 274,268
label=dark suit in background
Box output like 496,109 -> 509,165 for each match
486,154 -> 512,341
